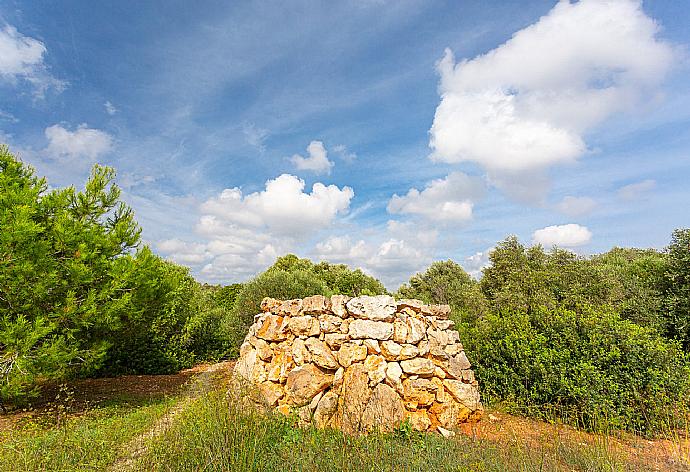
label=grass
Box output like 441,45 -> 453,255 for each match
134,390 -> 635,472
0,394 -> 177,471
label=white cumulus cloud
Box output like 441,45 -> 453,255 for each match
532,223 -> 592,247
157,174 -> 354,282
429,0 -> 674,199
0,25 -> 65,96
44,124 -> 113,160
387,172 -> 485,223
290,140 -> 334,174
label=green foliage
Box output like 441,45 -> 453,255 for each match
480,237 -> 610,314
590,247 -> 668,330
664,228 -> 690,350
397,260 -> 487,321
459,306 -> 690,434
0,146 -> 140,404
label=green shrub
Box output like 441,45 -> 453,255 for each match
458,306 -> 690,434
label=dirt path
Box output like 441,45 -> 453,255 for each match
108,361 -> 234,471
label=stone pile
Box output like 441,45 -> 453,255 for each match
234,295 -> 482,434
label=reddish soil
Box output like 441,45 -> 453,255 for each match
460,411 -> 690,471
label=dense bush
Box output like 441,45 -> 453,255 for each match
664,228 -> 690,350
98,248 -> 231,375
458,306 -> 690,434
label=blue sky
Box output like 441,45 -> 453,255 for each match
1,0 -> 689,288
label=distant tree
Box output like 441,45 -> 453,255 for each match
664,228 -> 690,350
397,260 -> 487,320
590,247 -> 667,330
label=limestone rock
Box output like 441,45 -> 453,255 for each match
313,390 -> 339,428
337,342 -> 367,367
402,378 -> 436,406
258,382 -> 284,407
443,379 -> 481,410
349,319 -> 393,340
302,295 -> 331,314
288,316 -> 320,337
266,348 -> 294,382
347,295 -> 396,321
319,314 -> 343,333
256,315 -> 289,341
442,352 -> 472,379
393,319 -> 408,344
396,299 -> 424,313
234,349 -> 257,381
406,317 -> 426,344
285,364 -> 333,406
260,297 -> 281,312
363,339 -> 381,354
385,361 -> 403,392
400,358 -> 436,376
336,363 -> 371,434
305,337 -> 339,370
430,400 -> 471,429
324,333 -> 349,350
249,336 -> 273,361
437,426 -> 455,438
330,294 -> 350,317
360,383 -> 405,432
291,338 -> 312,365
363,355 -> 387,386
406,409 -> 432,431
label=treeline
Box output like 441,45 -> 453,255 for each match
398,235 -> 690,435
2,146 -> 689,435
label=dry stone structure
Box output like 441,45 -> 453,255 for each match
234,295 -> 482,434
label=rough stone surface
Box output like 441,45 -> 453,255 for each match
348,319 -> 394,340
234,295 -> 482,434
346,295 -> 396,321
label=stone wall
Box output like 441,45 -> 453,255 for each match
233,295 -> 482,435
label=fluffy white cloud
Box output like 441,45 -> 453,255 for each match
290,140 -> 334,174
429,0 -> 674,198
0,25 -> 65,96
532,223 -> 592,247
158,174 -> 354,282
618,179 -> 656,200
200,173 -> 353,236
387,172 -> 485,223
44,124 -> 113,160
556,196 -> 596,217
